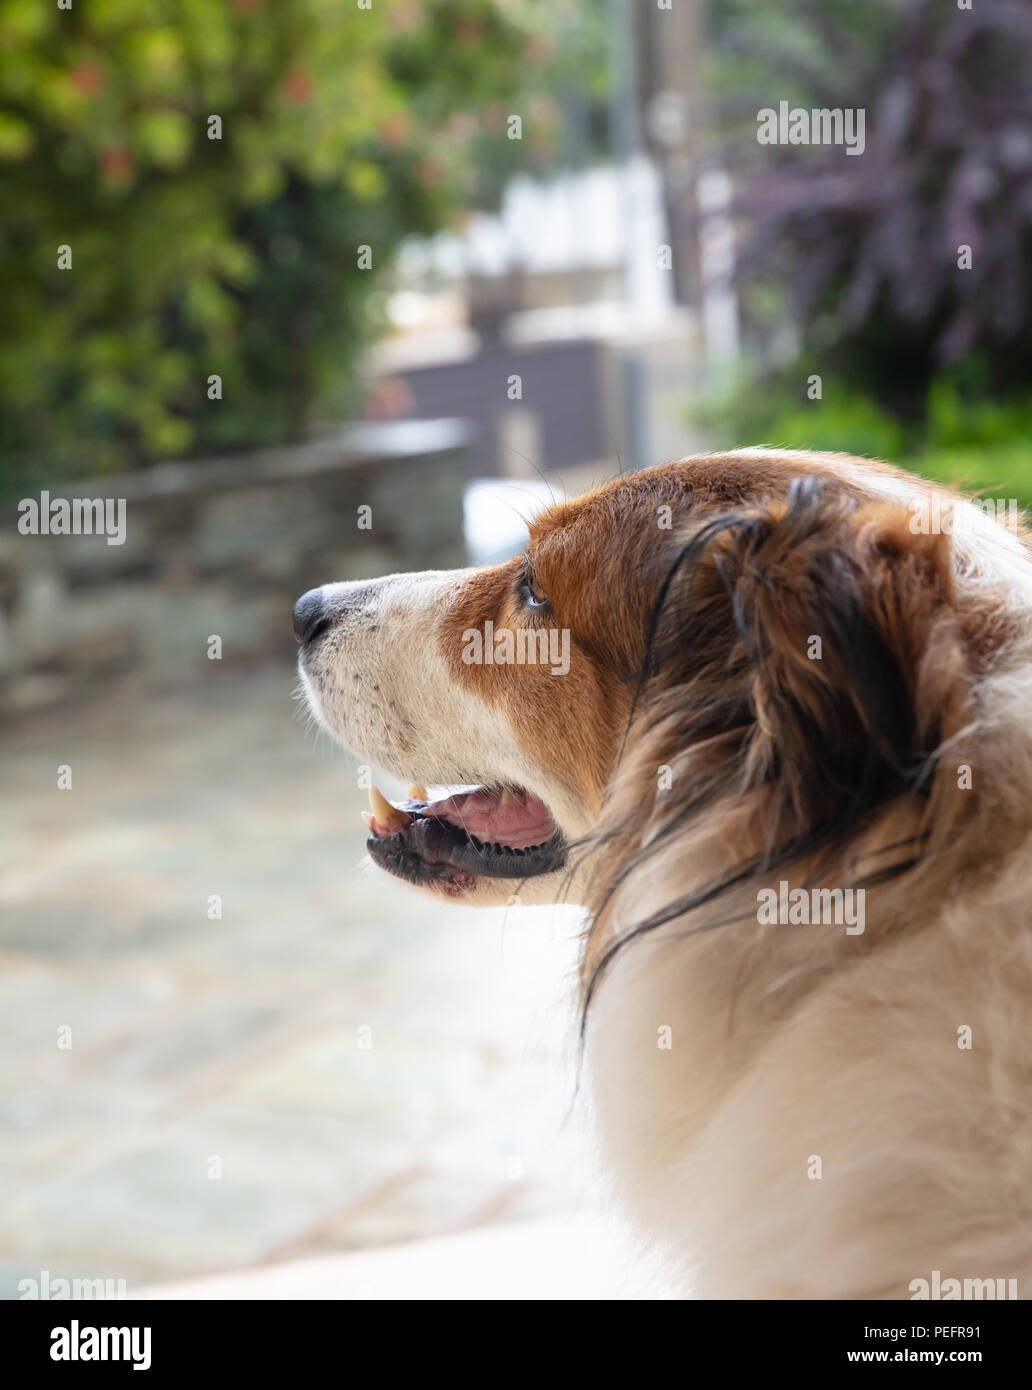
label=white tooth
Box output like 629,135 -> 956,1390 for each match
369,786 -> 412,832
409,784 -> 428,800
361,811 -> 375,832
499,787 -> 519,805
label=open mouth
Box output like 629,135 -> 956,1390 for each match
362,783 -> 566,894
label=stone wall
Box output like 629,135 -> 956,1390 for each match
0,420 -> 472,717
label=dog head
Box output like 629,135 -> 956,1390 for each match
296,450 -> 1024,935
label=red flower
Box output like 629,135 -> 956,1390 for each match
393,3 -> 421,32
100,146 -> 134,183
418,157 -> 445,188
378,114 -> 409,150
447,113 -> 476,141
281,68 -> 314,105
69,63 -> 106,98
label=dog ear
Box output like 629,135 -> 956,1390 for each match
581,475 -> 975,1015
657,475 -> 967,853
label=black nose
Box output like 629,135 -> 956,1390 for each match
293,588 -> 327,644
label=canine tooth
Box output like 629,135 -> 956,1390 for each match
369,786 -> 412,832
409,784 -> 428,800
361,811 -> 375,831
499,787 -> 519,805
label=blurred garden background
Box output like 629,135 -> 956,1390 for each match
2,0 -> 1031,501
3,0 -> 1032,1295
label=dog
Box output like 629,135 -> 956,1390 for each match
295,448 -> 1032,1299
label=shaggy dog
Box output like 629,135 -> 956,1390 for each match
295,449 -> 1032,1299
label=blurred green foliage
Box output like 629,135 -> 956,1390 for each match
692,377 -> 907,464
0,0 -> 605,491
691,367 -> 1032,509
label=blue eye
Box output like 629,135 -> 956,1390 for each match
521,576 -> 550,609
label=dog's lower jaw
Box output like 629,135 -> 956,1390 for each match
376,861 -> 586,908
364,792 -> 592,907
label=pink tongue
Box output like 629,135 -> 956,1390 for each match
426,789 -> 555,850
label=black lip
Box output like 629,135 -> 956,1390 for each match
296,620 -> 332,673
366,799 -> 566,890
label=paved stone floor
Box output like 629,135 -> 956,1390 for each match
0,667 -> 594,1297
